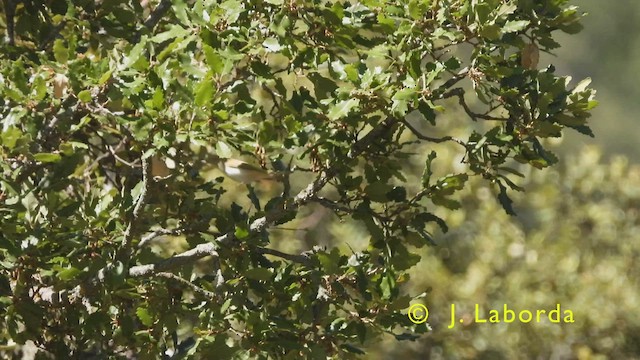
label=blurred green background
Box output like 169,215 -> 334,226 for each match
549,0 -> 640,163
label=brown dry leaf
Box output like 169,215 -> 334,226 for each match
521,43 -> 540,70
52,73 -> 68,99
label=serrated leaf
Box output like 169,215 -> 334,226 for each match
327,99 -> 360,120
497,167 -> 524,178
565,123 -> 594,137
437,173 -> 468,192
380,273 -> 395,299
432,196 -> 461,210
121,39 -> 147,69
532,138 -> 558,166
502,20 -> 529,34
53,39 -> 69,64
149,25 -> 188,43
136,307 -> 154,326
421,151 -> 437,187
98,69 -> 113,85
572,77 -> 592,94
317,248 -> 341,274
393,88 -> 416,101
203,44 -> 224,75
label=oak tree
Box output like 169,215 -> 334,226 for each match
0,0 -> 595,358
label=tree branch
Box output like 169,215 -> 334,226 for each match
119,155 -> 150,259
143,0 -> 172,30
127,118 -> 399,276
133,0 -> 172,43
39,20 -> 67,50
401,119 -> 464,145
129,240 -> 223,277
440,88 -> 509,121
257,247 -> 312,266
136,228 -> 186,250
155,272 -> 217,300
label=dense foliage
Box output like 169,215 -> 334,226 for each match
0,0 -> 595,358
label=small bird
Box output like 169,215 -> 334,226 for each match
210,156 -> 274,184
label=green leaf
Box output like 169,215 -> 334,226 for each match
194,77 -> 215,106
234,226 -> 249,239
53,39 -> 69,64
480,24 -> 501,40
263,38 -> 282,52
502,20 -> 529,34
393,88 -> 416,101
497,167 -> 525,178
149,25 -> 188,43
151,86 -> 164,109
98,69 -> 113,85
416,212 -> 449,233
317,248 -> 341,274
136,307 -> 154,326
308,73 -> 338,99
386,186 -> 407,202
203,44 -> 225,75
1,126 -> 22,150
380,273 -> 395,299
57,267 -> 82,281
77,90 -> 92,103
432,195 -> 461,210
421,152 -> 437,188
216,141 -> 233,158
34,153 -> 62,163
32,75 -> 47,101
328,99 -> 360,120
245,267 -> 272,281
121,38 -> 147,69
436,173 -> 468,193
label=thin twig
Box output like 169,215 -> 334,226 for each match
155,272 -> 217,300
311,197 -> 353,214
132,0 -> 172,43
257,247 -> 312,266
401,119 -> 464,145
440,88 -> 509,121
129,241 -> 222,277
119,155 -> 150,259
128,118 -> 399,277
137,228 -> 186,249
143,0 -> 172,30
39,20 -> 68,50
